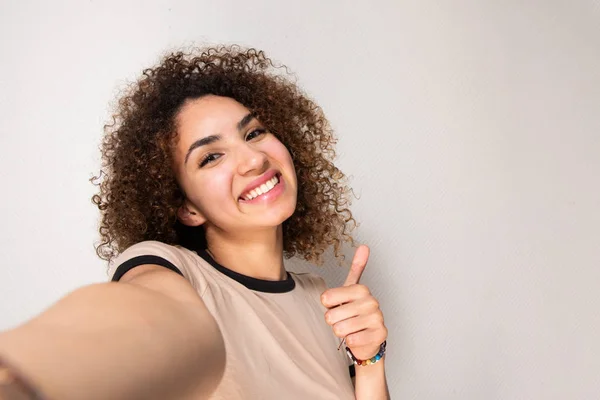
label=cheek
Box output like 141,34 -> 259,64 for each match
187,169 -> 234,209
266,140 -> 295,171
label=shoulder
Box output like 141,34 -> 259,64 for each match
107,241 -> 206,289
108,241 -> 180,279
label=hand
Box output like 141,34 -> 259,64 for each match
320,245 -> 388,361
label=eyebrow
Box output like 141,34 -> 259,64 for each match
184,112 -> 256,164
237,112 -> 256,132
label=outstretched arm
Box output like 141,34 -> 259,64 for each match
0,265 -> 225,400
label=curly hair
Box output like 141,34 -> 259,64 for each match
92,45 -> 356,265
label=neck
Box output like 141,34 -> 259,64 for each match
203,225 -> 286,281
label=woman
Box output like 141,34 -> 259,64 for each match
0,46 -> 389,399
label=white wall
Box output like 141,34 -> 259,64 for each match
1,0 -> 599,398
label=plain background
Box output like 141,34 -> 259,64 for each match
1,0 -> 599,398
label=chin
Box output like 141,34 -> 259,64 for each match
260,201 -> 296,227
269,209 -> 296,227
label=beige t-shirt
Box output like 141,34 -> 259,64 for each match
108,241 -> 355,400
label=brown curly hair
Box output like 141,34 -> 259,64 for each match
92,45 -> 356,265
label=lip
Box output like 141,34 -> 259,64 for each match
239,169 -> 279,199
238,174 -> 285,204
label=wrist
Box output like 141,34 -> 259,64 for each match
346,340 -> 387,366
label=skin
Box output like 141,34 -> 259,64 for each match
322,245 -> 388,360
0,271 -> 225,400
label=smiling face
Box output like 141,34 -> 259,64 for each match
172,95 -> 298,238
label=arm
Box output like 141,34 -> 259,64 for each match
321,245 -> 390,400
0,265 -> 225,400
353,359 -> 390,399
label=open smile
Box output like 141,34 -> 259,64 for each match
238,173 -> 284,203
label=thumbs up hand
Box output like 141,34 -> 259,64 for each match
320,245 -> 388,361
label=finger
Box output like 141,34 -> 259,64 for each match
321,284 -> 371,308
324,296 -> 380,325
330,314 -> 374,339
343,245 -> 370,287
346,326 -> 388,347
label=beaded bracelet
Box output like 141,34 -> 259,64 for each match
345,340 -> 387,366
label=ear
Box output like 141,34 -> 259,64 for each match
177,200 -> 206,227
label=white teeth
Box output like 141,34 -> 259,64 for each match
242,175 -> 280,201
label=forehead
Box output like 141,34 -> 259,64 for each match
176,95 -> 250,138
173,95 -> 250,157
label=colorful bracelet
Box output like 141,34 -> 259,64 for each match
345,340 -> 387,366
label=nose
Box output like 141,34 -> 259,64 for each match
236,143 -> 268,176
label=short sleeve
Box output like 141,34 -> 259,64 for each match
107,241 -> 204,292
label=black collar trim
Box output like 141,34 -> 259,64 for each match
197,249 -> 296,293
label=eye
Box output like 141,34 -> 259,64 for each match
199,153 -> 221,167
246,128 -> 267,141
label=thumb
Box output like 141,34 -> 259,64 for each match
343,245 -> 370,286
